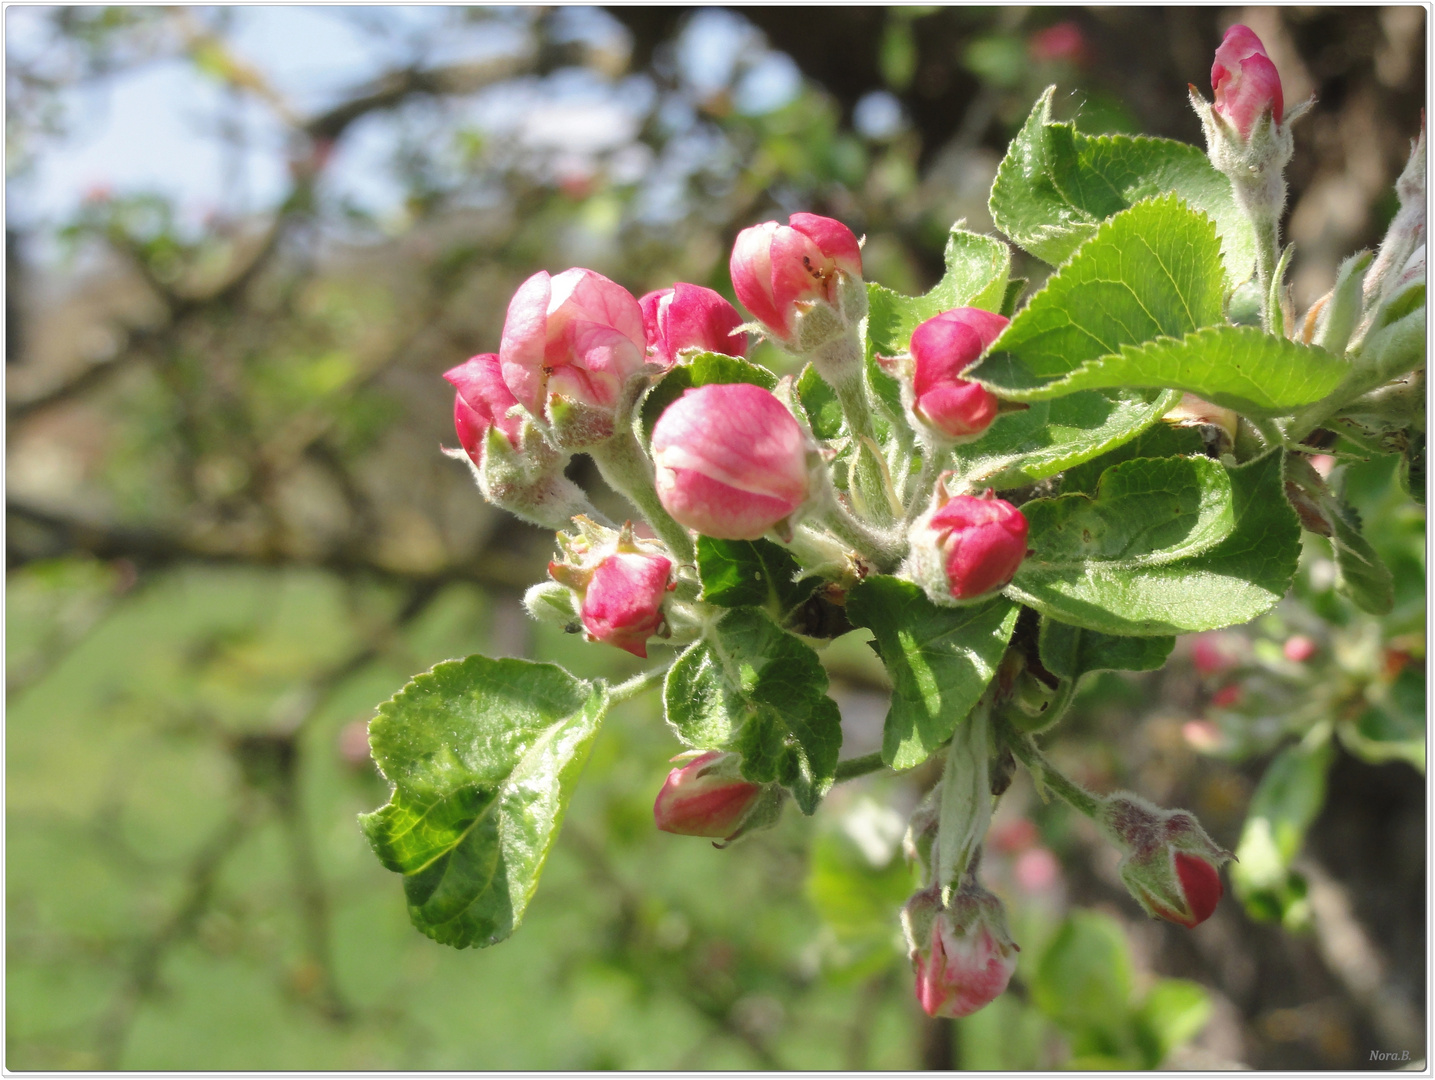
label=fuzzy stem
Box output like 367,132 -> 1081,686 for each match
995,716 -> 1104,821
608,664 -> 670,703
820,494 -> 906,572
904,441 -> 948,524
589,431 -> 696,564
833,751 -> 886,783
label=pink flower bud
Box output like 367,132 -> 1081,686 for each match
928,492 -> 1029,601
908,308 -> 1008,441
1282,634 -> 1317,663
498,267 -> 648,418
1028,21 -> 1088,65
729,213 -> 863,340
902,882 -> 1018,1019
650,383 -> 811,540
639,283 -> 748,368
653,750 -> 764,839
1103,793 -> 1231,929
1211,24 -> 1284,138
578,550 -> 674,658
444,353 -> 524,466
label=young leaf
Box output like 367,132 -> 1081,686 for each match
974,195 -> 1227,396
1031,910 -> 1135,1048
1038,618 -> 1174,681
990,87 -> 1256,282
949,388 -> 1180,490
1283,453 -> 1395,615
360,655 -> 608,949
664,607 -> 842,813
1058,423 -> 1206,496
1007,452 -> 1300,635
795,363 -> 845,440
696,535 -> 820,613
846,576 -> 1020,770
992,326 -> 1352,418
1134,980 -> 1212,1068
640,349 -> 778,441
866,225 -> 1011,358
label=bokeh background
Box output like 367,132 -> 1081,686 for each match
6,6 -> 1426,1070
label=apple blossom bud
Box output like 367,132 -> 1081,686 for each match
730,213 -> 864,346
578,550 -> 674,658
908,308 -> 1007,442
639,283 -> 748,368
905,487 -> 1029,605
1282,634 -> 1317,663
1102,792 -> 1232,928
654,750 -> 769,840
901,879 -> 1019,1019
1211,25 -> 1284,138
499,267 -> 649,446
444,353 -> 524,465
650,382 -> 813,541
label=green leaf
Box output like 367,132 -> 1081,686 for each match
846,576 -> 1020,770
796,362 -> 845,440
1344,665 -> 1425,771
974,195 -> 1227,396
1284,453 -> 1395,615
1038,618 -> 1174,681
360,655 -> 608,949
949,388 -> 1180,490
696,535 -> 819,613
1032,910 -> 1135,1049
1058,423 -> 1206,496
990,87 -> 1256,282
640,349 -> 778,441
1008,452 -> 1300,635
1231,738 -> 1333,927
1134,979 -> 1212,1067
992,326 -> 1352,418
866,225 -> 1010,357
663,607 -> 842,813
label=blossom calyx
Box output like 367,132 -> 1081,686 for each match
902,307 -> 1007,443
650,382 -> 817,541
901,878 -> 1019,1019
639,284 -> 748,368
730,213 -> 866,351
1101,792 -> 1232,928
903,484 -> 1029,606
653,750 -> 783,843
499,268 -> 652,448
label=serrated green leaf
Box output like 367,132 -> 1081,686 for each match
1058,423 -> 1206,495
664,608 -> 842,813
990,87 -> 1256,282
866,226 -> 1010,357
845,576 -> 1019,770
640,349 -> 778,441
360,655 -> 608,949
994,326 -> 1352,418
696,535 -> 819,613
1232,739 -> 1333,926
975,195 -> 1227,396
1038,618 -> 1174,681
949,388 -> 1181,490
1007,452 -> 1299,635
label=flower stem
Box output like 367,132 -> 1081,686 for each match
994,716 -> 1104,821
590,430 -> 696,563
834,751 -> 886,783
609,664 -> 670,703
903,441 -> 948,525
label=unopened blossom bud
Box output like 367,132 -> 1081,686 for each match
578,550 -> 674,658
730,213 -> 864,348
444,353 -> 523,466
901,878 -> 1019,1019
1102,792 -> 1232,928
499,267 -> 649,446
907,308 -> 1007,443
905,486 -> 1029,605
650,382 -> 813,541
654,750 -> 776,841
1283,635 -> 1317,663
1211,25 -> 1283,138
639,283 -> 748,368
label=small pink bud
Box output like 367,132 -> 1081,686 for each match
639,283 -> 748,368
650,383 -> 811,540
653,750 -> 764,839
929,492 -> 1029,601
579,550 -> 673,658
902,882 -> 1018,1019
444,353 -> 524,466
730,213 -> 863,340
1211,683 -> 1242,708
909,308 -> 1007,441
1211,24 -> 1284,138
1190,632 -> 1237,675
1103,793 -> 1231,929
498,267 -> 648,418
1014,848 -> 1061,894
1282,634 -> 1317,663
1028,21 -> 1088,65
